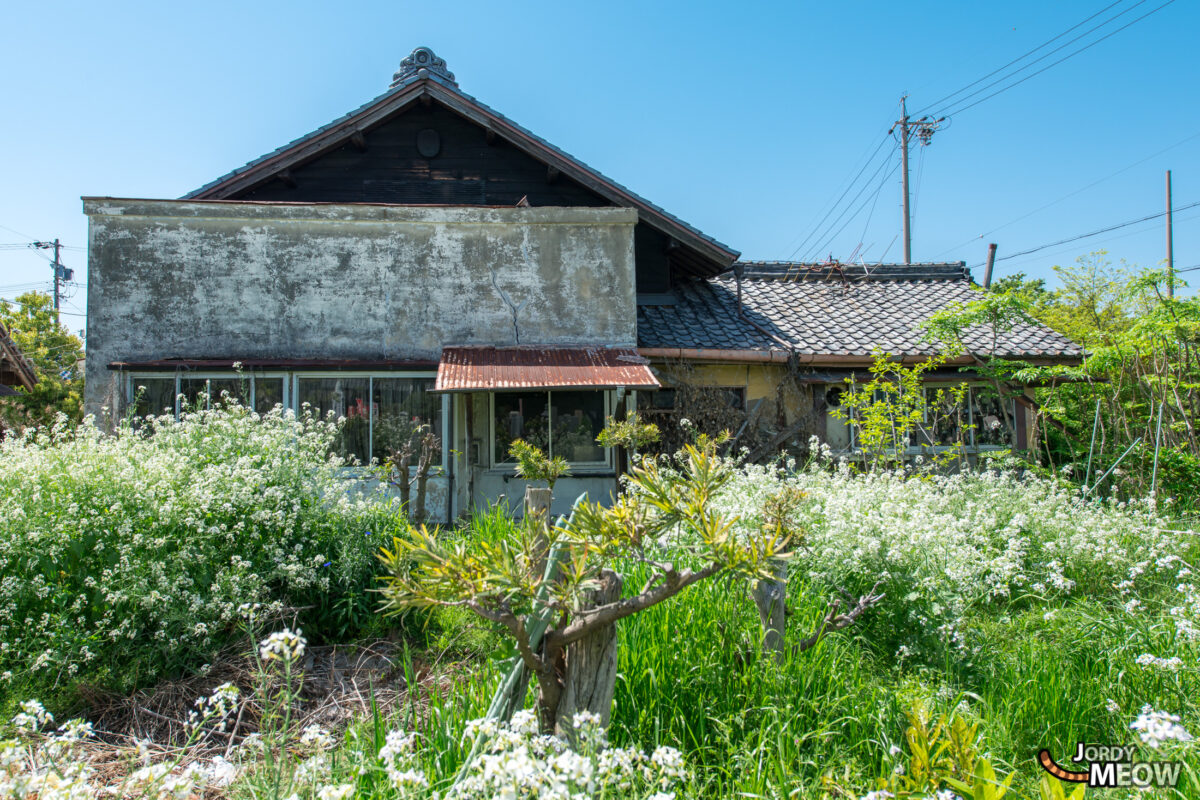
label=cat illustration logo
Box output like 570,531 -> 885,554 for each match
1038,744 -> 1182,788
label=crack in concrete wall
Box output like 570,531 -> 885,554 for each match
488,265 -> 528,345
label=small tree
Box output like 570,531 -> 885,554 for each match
378,437 -> 792,735
833,352 -> 969,470
920,291 -> 1039,450
596,411 -> 660,468
0,291 -> 84,431
381,422 -> 442,522
509,438 -> 571,493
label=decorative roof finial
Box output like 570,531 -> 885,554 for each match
391,46 -> 456,89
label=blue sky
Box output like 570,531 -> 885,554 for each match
2,0 -> 1197,334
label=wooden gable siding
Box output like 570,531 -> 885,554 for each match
232,103 -> 675,293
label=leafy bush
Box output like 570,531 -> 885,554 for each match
0,404 -> 402,707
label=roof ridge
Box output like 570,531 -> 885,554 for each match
182,47 -> 738,268
725,261 -> 970,283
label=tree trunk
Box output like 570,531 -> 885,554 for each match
752,559 -> 788,658
396,456 -> 411,512
525,486 -> 553,575
549,569 -> 622,739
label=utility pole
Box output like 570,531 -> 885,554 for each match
1166,170 -> 1174,299
891,97 -> 945,265
51,238 -> 62,315
33,238 -> 72,320
900,97 -> 911,265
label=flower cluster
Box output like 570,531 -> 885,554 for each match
260,628 -> 308,663
1134,653 -> 1184,672
11,699 -> 53,732
3,693 -> 242,799
0,404 -> 395,698
705,457 -> 1193,659
448,711 -> 688,800
1130,706 -> 1194,748
188,682 -> 240,731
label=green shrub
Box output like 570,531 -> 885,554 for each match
0,404 -> 403,708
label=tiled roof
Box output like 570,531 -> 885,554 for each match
637,262 -> 1084,361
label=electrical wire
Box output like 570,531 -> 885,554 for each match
786,133 -> 895,260
802,142 -> 900,262
807,159 -> 902,262
910,0 -> 1131,117
932,127 -> 1200,259
937,0 -> 1177,119
970,200 -> 1200,268
990,209 -> 1200,272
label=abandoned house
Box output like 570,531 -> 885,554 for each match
83,47 -> 1083,520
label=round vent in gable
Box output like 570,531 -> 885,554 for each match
417,128 -> 441,158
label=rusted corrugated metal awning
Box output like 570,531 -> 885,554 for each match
435,346 -> 660,392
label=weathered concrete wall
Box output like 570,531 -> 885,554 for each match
83,199 -> 638,415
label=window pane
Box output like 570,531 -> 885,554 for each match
550,391 -> 606,463
132,378 -> 176,418
298,377 -> 370,463
254,378 -> 284,414
919,386 -> 966,446
208,377 -> 248,408
180,377 -> 212,411
971,388 -> 1013,447
372,378 -> 441,463
494,392 -> 548,463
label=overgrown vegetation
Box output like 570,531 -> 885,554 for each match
0,403 -> 401,710
984,254 -> 1200,508
0,291 -> 84,431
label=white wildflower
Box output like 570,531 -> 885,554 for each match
316,784 -> 355,800
259,628 -> 306,662
12,699 -> 53,732
299,724 -> 335,751
1130,706 -> 1193,748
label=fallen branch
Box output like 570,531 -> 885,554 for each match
795,582 -> 885,653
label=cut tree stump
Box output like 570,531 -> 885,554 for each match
752,559 -> 789,657
553,568 -> 622,738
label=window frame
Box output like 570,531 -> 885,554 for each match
837,381 -> 1018,454
292,371 -> 447,470
488,389 -> 613,472
124,370 -> 447,470
127,371 -> 291,417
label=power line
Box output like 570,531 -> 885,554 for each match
786,133 -> 895,260
910,0 -> 1131,117
933,127 -> 1200,259
0,297 -> 86,318
937,0 -> 1177,119
993,209 -> 1200,272
806,158 -> 902,263
802,142 -> 900,262
971,200 -> 1200,268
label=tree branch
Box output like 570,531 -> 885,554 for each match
795,582 -> 885,653
467,599 -> 546,673
547,562 -> 722,649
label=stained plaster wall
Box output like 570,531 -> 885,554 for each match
82,199 -> 638,417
